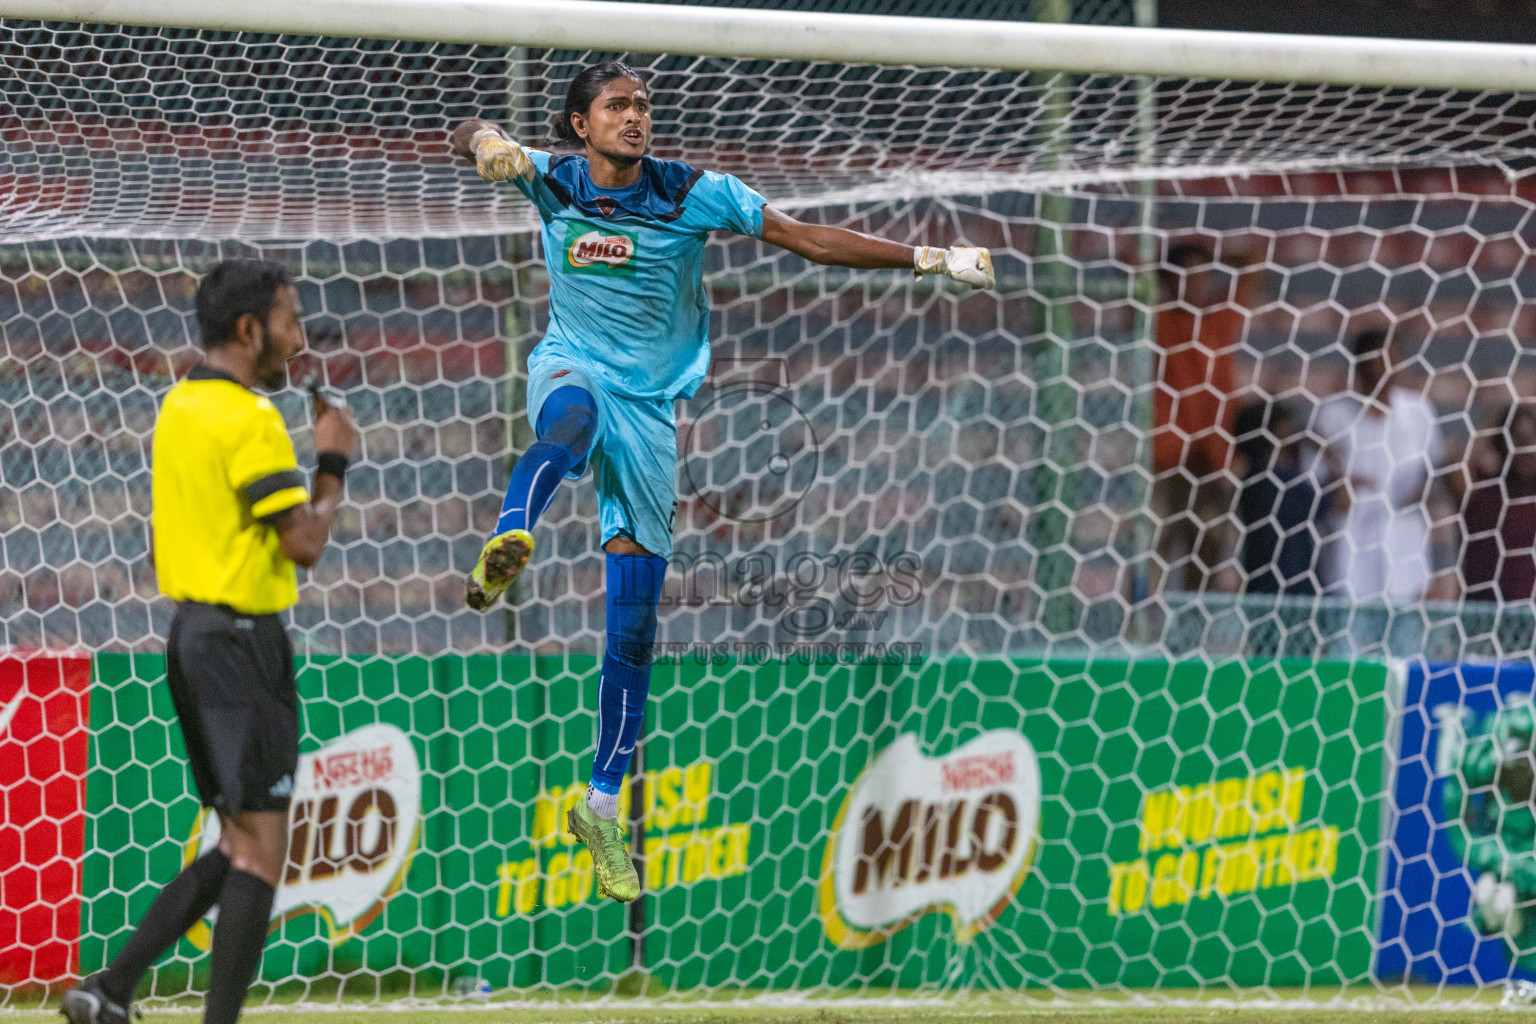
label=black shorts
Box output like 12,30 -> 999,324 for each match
166,601 -> 299,815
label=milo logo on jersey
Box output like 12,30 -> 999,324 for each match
564,221 -> 638,277
819,731 -> 1041,949
183,723 -> 422,948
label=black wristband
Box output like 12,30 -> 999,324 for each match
316,451 -> 350,482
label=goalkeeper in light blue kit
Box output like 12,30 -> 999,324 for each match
450,61 -> 993,903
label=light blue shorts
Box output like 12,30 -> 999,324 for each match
525,356 -> 679,558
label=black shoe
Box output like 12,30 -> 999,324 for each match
60,976 -> 135,1024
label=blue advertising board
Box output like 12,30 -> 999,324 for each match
1378,661 -> 1536,985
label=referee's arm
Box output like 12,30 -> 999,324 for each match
271,400 -> 358,567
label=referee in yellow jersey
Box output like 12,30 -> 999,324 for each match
62,260 -> 358,1024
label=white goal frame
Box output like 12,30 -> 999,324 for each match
2,0 -> 1536,93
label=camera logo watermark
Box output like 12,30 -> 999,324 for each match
663,358 -> 925,662
679,358 -> 819,525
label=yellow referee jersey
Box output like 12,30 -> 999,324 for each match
152,366 -> 311,613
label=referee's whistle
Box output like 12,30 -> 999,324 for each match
301,374 -> 348,413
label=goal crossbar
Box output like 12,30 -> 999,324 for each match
3,0 -> 1536,92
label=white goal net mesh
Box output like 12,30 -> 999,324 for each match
3,24 -> 1536,240
2,14 -> 1535,1007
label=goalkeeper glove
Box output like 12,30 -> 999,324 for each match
471,128 -> 534,183
914,245 -> 995,289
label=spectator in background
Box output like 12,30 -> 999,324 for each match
1233,399 -> 1325,595
1151,241 -> 1254,592
1462,401 -> 1536,602
1317,328 -> 1445,606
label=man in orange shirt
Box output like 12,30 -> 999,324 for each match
1152,242 -> 1247,593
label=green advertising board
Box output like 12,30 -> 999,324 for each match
80,655 -> 1386,993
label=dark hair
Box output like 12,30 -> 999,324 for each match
550,60 -> 648,148
1159,241 -> 1214,300
195,259 -> 293,349
1166,241 -> 1212,269
1484,401 -> 1536,478
1350,327 -> 1389,359
1233,399 -> 1294,475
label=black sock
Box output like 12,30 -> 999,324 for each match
203,869 -> 276,1024
100,850 -> 231,1003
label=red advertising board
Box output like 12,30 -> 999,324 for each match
0,653 -> 91,986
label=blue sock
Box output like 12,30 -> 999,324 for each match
495,386 -> 598,535
587,551 -> 669,818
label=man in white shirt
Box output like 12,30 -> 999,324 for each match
1316,329 -> 1444,606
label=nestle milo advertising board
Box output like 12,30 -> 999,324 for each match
79,655 -> 1384,991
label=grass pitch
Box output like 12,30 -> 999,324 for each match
0,1011 -> 1511,1024
1,990 -> 1518,1024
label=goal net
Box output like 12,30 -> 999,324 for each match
2,1 -> 1535,1005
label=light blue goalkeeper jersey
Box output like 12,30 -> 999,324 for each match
513,149 -> 767,401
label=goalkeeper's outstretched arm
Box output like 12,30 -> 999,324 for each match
447,121 -> 992,290
760,207 -> 994,289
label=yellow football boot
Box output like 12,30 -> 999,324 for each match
465,528 -> 534,610
568,796 -> 641,902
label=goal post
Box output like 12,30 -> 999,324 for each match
2,1 -> 1536,1006
5,0 -> 1536,89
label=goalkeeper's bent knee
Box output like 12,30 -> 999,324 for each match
495,387 -> 598,536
